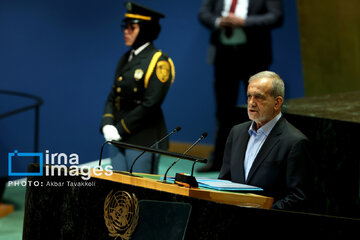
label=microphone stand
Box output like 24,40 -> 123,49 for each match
162,140 -> 198,183
162,133 -> 207,186
190,159 -> 199,177
98,141 -> 207,169
97,130 -> 208,184
129,126 -> 181,175
98,141 -> 111,167
98,127 -> 182,176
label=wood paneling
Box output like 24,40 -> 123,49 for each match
297,0 -> 360,96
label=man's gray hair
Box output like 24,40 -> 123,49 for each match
249,71 -> 285,98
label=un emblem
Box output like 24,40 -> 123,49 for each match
104,190 -> 139,240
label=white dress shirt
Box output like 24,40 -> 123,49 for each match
244,113 -> 282,180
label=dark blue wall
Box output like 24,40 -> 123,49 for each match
0,0 -> 303,173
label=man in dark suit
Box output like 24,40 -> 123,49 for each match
219,71 -> 311,210
198,0 -> 283,172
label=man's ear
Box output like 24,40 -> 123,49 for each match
274,96 -> 284,110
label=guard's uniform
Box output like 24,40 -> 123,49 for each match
101,1 -> 173,173
101,43 -> 175,150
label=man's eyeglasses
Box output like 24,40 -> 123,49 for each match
121,23 -> 139,32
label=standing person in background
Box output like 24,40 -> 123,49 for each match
101,2 -> 175,174
197,0 -> 283,172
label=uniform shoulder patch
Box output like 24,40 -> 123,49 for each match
156,60 -> 170,83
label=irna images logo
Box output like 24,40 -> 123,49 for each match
8,150 -> 113,180
8,150 -> 43,177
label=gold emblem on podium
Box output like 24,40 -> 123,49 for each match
104,190 -> 139,240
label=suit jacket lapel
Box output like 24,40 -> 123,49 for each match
246,117 -> 285,184
217,0 -> 225,14
238,125 -> 251,183
247,0 -> 254,16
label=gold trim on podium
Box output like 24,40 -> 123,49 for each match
91,171 -> 274,209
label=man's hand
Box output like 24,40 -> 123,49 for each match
219,13 -> 245,28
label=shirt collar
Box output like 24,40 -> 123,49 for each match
133,42 -> 151,56
249,112 -> 282,136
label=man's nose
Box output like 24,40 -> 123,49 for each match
248,96 -> 254,103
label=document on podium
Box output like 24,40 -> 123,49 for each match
162,176 -> 263,192
196,177 -> 263,192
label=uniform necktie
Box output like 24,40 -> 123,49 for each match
128,50 -> 135,62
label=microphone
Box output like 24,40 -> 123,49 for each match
98,126 -> 181,169
162,132 -> 208,184
128,126 -> 182,175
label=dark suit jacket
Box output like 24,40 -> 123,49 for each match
198,0 -> 283,65
219,117 -> 311,210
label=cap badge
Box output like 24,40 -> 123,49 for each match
126,2 -> 132,11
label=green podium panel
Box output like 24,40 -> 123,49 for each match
132,200 -> 191,240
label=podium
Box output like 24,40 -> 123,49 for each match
23,164 -> 360,239
94,170 -> 273,209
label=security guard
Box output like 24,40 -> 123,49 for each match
101,2 -> 175,174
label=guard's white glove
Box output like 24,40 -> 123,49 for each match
102,125 -> 122,141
